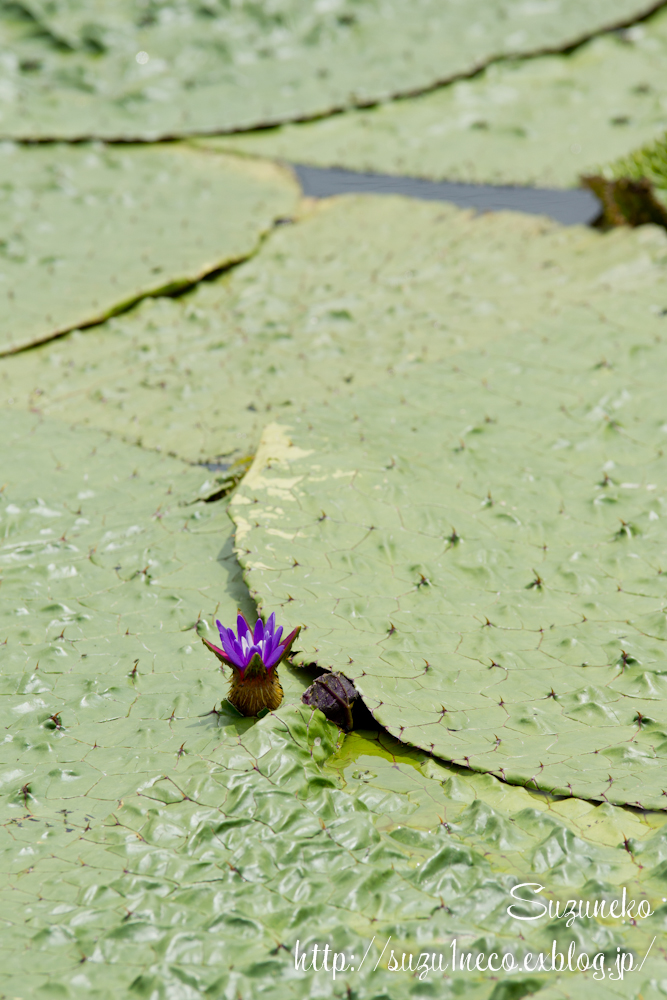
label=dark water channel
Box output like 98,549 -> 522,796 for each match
293,163 -> 602,226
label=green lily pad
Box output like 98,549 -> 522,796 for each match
208,6 -> 667,189
3,408 -> 667,995
229,310 -> 667,808
2,194 -> 667,462
0,0 -> 660,140
0,143 -> 298,355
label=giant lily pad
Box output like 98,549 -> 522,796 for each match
0,0 -> 661,140
3,409 -> 667,995
10,714 -> 667,997
2,195 -> 667,461
208,5 -> 667,188
0,143 -> 298,355
230,317 -> 667,809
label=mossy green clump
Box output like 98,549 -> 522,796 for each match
585,131 -> 667,231
605,131 -> 667,192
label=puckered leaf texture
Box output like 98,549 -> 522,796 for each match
3,409 -> 667,996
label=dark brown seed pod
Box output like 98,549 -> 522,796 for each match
301,672 -> 359,731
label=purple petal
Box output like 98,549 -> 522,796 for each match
265,642 -> 283,664
213,612 -> 297,672
232,636 -> 248,661
218,622 -> 237,648
237,614 -> 251,640
219,630 -> 238,658
225,649 -> 245,670
263,624 -> 281,654
244,643 -> 261,668
221,630 -> 248,670
264,645 -> 283,669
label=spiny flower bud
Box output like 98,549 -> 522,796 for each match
202,612 -> 300,716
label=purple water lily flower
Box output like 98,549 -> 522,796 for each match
201,612 -> 300,716
215,614 -> 298,670
210,612 -> 297,672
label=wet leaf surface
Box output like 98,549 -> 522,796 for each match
0,143 -> 298,354
4,114 -> 667,990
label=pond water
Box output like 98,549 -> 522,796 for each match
293,163 -> 603,226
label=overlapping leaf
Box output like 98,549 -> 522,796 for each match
0,0 -> 660,140
230,301 -> 667,808
3,410 -> 667,996
0,143 -> 297,354
208,5 -> 667,188
2,195 -> 667,462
